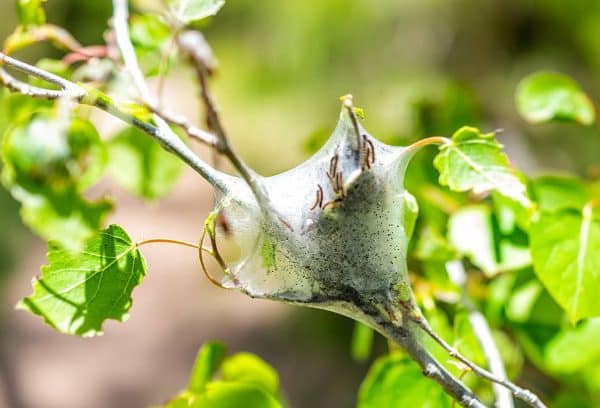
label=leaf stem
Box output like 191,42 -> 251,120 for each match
404,136 -> 451,153
135,238 -> 201,250
134,237 -> 227,290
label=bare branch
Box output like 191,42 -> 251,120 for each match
400,300 -> 547,408
446,260 -> 514,408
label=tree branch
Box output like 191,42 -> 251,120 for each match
0,52 -> 233,192
175,29 -> 274,212
400,299 -> 547,408
110,0 -> 233,193
446,260 -> 514,408
375,317 -> 486,408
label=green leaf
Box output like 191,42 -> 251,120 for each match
2,113 -> 111,249
129,14 -> 173,77
170,0 -> 225,26
107,127 -> 183,200
189,342 -> 227,392
506,279 -> 563,325
17,224 -> 146,336
434,127 -> 530,207
530,207 -> 600,323
16,0 -> 46,27
544,318 -> 600,373
516,72 -> 596,126
351,322 -> 374,362
414,226 -> 458,262
448,205 -> 531,276
221,353 -> 280,396
530,175 -> 590,212
18,187 -> 113,251
165,344 -> 282,408
492,192 -> 531,233
358,353 -> 451,408
167,382 -> 281,408
453,312 -> 486,368
130,14 -> 171,50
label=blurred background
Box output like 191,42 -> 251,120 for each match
1,0 -> 600,407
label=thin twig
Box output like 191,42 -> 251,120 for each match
176,30 -> 274,212
146,103 -> 220,147
400,300 -> 547,408
446,260 -> 514,408
110,0 -> 232,192
136,238 -> 202,250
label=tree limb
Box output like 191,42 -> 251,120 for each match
376,317 -> 486,408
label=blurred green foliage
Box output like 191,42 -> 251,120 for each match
1,0 -> 600,407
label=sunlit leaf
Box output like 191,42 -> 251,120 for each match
530,207 -> 600,323
530,175 -> 590,212
189,342 -> 227,392
506,279 -> 563,326
17,224 -> 146,336
434,127 -> 530,207
516,72 -> 596,125
107,127 -> 183,200
130,14 -> 171,50
16,0 -> 46,27
358,353 -> 451,408
221,353 -> 280,396
167,382 -> 281,408
351,322 -> 374,362
18,188 -> 113,250
166,344 -> 282,408
170,0 -> 225,26
414,226 -> 458,263
129,14 -> 172,76
448,205 -> 531,276
544,318 -> 600,373
2,112 -> 111,249
453,312 -> 487,368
